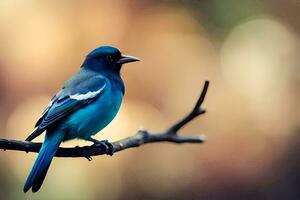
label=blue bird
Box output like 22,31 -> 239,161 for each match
23,46 -> 140,193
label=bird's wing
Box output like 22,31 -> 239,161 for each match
33,93 -> 61,128
25,75 -> 107,141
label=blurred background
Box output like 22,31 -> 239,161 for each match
0,0 -> 299,199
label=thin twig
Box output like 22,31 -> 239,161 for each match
166,80 -> 209,134
0,81 -> 209,159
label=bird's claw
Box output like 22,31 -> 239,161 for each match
92,140 -> 114,156
85,156 -> 93,161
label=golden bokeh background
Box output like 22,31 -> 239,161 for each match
0,0 -> 299,200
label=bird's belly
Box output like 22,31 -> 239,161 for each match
63,92 -> 122,140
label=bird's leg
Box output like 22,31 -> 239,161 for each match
87,137 -> 114,156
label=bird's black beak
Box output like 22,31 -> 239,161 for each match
117,55 -> 140,64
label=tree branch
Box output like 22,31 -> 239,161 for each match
0,81 -> 209,160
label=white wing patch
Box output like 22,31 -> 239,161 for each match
47,100 -> 54,108
70,85 -> 105,100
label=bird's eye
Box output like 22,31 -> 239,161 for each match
107,55 -> 114,62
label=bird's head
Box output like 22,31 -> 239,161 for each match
82,46 -> 140,73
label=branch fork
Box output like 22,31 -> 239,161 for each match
0,81 -> 209,159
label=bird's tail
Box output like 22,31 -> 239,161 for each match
23,131 -> 64,193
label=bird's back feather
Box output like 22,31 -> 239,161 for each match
25,72 -> 107,141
